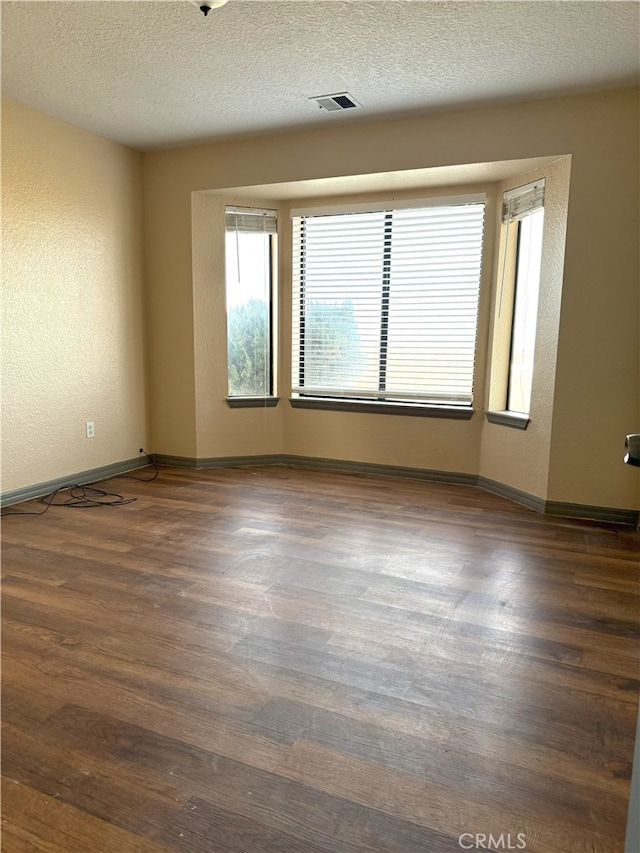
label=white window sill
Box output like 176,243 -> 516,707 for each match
226,397 -> 280,409
289,397 -> 474,419
486,410 -> 530,430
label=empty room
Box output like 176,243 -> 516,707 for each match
2,1 -> 639,852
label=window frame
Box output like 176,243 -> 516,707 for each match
289,194 -> 486,418
505,208 -> 544,416
224,206 -> 279,407
486,179 -> 545,429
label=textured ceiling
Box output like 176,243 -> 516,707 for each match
2,0 -> 639,151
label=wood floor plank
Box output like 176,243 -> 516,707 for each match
2,464 -> 638,853
0,778 -> 174,853
285,739 -> 611,853
1,720 -> 188,834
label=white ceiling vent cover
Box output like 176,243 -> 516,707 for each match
311,92 -> 362,112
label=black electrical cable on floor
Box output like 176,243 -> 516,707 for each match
1,450 -> 158,518
116,449 -> 159,482
43,485 -> 137,509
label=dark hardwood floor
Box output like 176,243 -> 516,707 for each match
2,465 -> 638,853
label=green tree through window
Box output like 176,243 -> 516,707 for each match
227,299 -> 270,396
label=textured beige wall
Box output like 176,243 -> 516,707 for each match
2,97 -> 148,492
548,132 -> 640,508
143,155 -> 196,457
144,88 -> 639,510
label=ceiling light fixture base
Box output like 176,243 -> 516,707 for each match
189,0 -> 229,16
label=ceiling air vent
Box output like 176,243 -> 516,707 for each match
311,92 -> 362,112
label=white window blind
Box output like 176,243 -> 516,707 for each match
502,179 -> 545,223
226,206 -> 278,233
291,199 -> 485,406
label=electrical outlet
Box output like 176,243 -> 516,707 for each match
86,421 -> 95,439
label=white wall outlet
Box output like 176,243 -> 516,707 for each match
86,421 -> 95,439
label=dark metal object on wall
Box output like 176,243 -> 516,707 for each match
624,434 -> 640,467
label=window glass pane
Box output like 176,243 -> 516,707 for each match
298,212 -> 384,393
507,208 -> 544,414
226,229 -> 272,397
385,205 -> 485,400
292,200 -> 485,405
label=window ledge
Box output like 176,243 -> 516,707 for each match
486,410 -> 530,430
226,396 -> 280,409
289,397 -> 474,419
